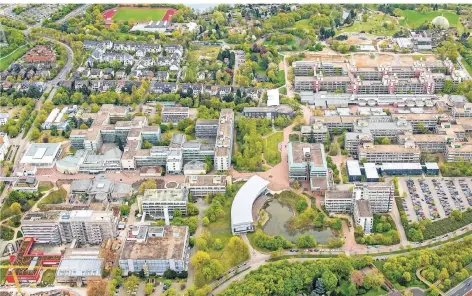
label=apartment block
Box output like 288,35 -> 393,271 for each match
195,119 -> 219,138
161,107 -> 189,124
344,132 -> 373,157
392,113 -> 447,133
300,123 -> 329,143
214,109 -> 234,171
354,118 -> 412,142
137,188 -> 188,219
354,200 -> 373,234
399,133 -> 449,153
444,142 -> 472,162
21,210 -> 118,245
184,175 -> 229,197
358,142 -> 421,164
242,105 -> 294,119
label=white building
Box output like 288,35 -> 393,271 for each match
267,88 -> 280,106
166,150 -> 183,174
231,175 -> 269,234
20,143 -> 62,168
138,188 -> 188,219
0,113 -> 9,126
214,109 -> 235,171
0,133 -> 9,161
354,199 -> 373,234
184,175 -> 229,197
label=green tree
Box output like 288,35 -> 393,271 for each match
321,270 -> 338,291
10,202 -> 22,215
124,275 -> 139,292
296,200 -> 308,213
142,140 -> 153,149
144,283 -> 154,295
120,205 -> 130,216
226,236 -> 250,266
295,234 -> 317,248
364,272 -> 384,291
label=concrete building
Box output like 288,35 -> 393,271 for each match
324,191 -> 354,213
184,175 -> 229,197
161,107 -> 189,124
346,160 -> 362,182
21,210 -> 118,245
354,118 -> 413,142
231,175 -> 269,235
214,109 -> 234,171
399,133 -> 449,153
20,143 -> 62,168
195,119 -> 219,138
287,142 -> 329,191
0,133 -> 9,161
137,188 -> 188,219
354,199 -> 373,234
267,88 -> 280,106
120,224 -> 189,276
0,113 -> 10,126
345,132 -> 373,157
242,105 -> 294,119
183,160 -> 206,175
56,251 -> 103,283
300,123 -> 329,143
392,113 -> 447,133
364,163 -> 380,182
358,142 -> 421,164
445,142 -> 472,162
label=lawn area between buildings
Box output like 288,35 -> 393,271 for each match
264,132 -> 283,166
400,9 -> 464,32
338,13 -> 399,36
38,187 -> 67,208
0,45 -> 29,71
112,8 -> 168,22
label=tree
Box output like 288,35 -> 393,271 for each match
364,272 -> 384,291
87,279 -> 108,296
191,251 -> 224,286
139,179 -> 157,194
295,234 -> 317,248
163,268 -> 177,279
202,216 -> 210,226
296,200 -> 308,213
50,125 -> 58,136
120,205 -> 130,216
450,210 -> 463,221
362,13 -> 369,22
226,236 -> 250,266
439,268 -> 449,281
314,277 -> 325,295
144,283 -> 154,295
351,270 -> 364,286
143,140 -> 153,149
403,271 -> 412,283
328,142 -> 339,156
79,123 -> 88,129
124,275 -> 139,292
292,180 -> 301,189
9,202 -> 22,215
321,270 -> 338,291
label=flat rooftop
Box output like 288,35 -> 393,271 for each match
121,225 -> 187,260
359,144 -> 420,153
141,188 -> 187,202
185,175 -> 227,187
356,199 -> 372,217
289,142 -> 325,167
22,211 -> 61,222
325,190 -> 353,200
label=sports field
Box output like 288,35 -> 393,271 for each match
102,7 -> 176,24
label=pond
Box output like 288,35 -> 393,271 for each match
262,200 -> 336,244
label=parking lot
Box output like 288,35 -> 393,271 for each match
399,177 -> 472,223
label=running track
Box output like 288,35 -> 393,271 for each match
101,7 -> 176,25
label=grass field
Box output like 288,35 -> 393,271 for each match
400,10 -> 464,33
293,19 -> 312,30
0,45 -> 28,71
112,8 -> 167,21
264,132 -> 283,166
338,13 -> 399,36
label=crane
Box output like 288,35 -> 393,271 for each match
0,264 -> 59,294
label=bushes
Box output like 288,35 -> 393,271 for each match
38,187 -> 66,207
422,208 -> 472,240
0,226 -> 14,240
252,229 -> 294,251
355,214 -> 400,245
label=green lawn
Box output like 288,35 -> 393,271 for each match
264,132 -> 283,166
0,45 -> 29,71
461,55 -> 472,77
400,10 -> 464,33
293,19 -> 312,30
40,270 -> 56,285
112,8 -> 168,22
338,13 -> 400,36
38,187 -> 67,208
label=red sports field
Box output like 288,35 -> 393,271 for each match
102,7 -> 176,26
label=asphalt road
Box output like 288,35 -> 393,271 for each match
447,277 -> 472,296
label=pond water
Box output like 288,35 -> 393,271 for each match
262,200 -> 336,244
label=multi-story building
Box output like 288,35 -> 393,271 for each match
452,103 -> 472,118
137,188 -> 188,219
120,224 -> 189,276
300,123 -> 329,143
184,175 -> 229,197
195,119 -> 219,138
392,113 -> 447,133
311,116 -> 360,133
21,210 -> 118,245
358,142 -> 421,164
398,133 -> 449,153
324,191 -> 354,213
354,118 -> 412,142
0,133 -> 9,161
0,113 -> 10,126
444,142 -> 472,162
287,142 -> 329,191
353,183 -> 394,213
354,199 -> 373,234
314,75 -> 351,92
242,105 -> 294,119
161,107 -> 189,124
214,109 -> 234,171
344,132 -> 373,157
293,61 -> 315,76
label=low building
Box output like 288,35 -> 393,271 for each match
267,89 -> 280,106
195,119 -> 219,138
231,175 -> 269,235
242,105 -> 294,119
300,123 -> 329,143
137,188 -> 188,219
0,113 -> 10,126
287,142 -> 328,190
345,132 -> 373,157
183,160 -> 206,176
20,143 -> 62,168
380,163 -> 423,176
12,176 -> 39,192
120,224 -> 189,276
184,175 -> 229,197
162,107 -> 189,124
56,257 -> 103,283
5,237 -> 62,284
346,160 -> 362,182
364,163 -> 379,182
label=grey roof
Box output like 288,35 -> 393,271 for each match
24,143 -> 61,158
380,163 -> 422,171
356,199 -> 372,217
425,162 -> 440,170
184,160 -> 205,171
71,179 -> 92,192
364,163 -> 379,180
347,160 -> 361,176
231,176 -> 269,227
56,258 -> 103,277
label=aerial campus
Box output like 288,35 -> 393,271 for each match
2,3 -> 472,296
